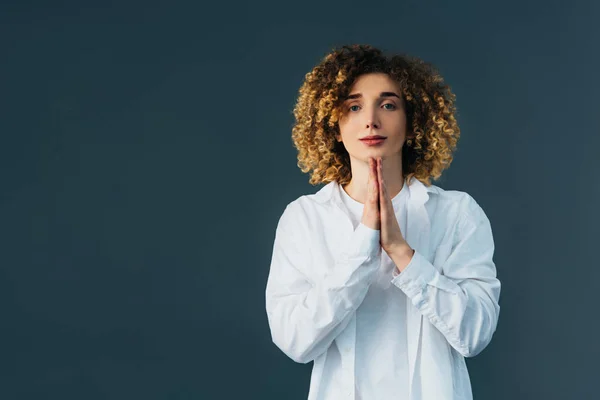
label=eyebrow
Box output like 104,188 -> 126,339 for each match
344,91 -> 401,101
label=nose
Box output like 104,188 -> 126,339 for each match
366,117 -> 380,130
364,107 -> 380,129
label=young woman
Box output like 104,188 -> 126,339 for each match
265,44 -> 501,400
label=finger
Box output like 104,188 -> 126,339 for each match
368,158 -> 376,203
368,158 -> 374,193
377,158 -> 384,212
379,159 -> 392,208
372,158 -> 379,207
381,172 -> 393,212
379,160 -> 390,212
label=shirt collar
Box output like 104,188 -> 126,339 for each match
313,176 -> 436,210
337,179 -> 410,211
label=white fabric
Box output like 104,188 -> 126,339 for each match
265,177 -> 501,400
338,181 -> 410,399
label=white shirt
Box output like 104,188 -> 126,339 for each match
265,177 -> 501,400
338,181 -> 410,399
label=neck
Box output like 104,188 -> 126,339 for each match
343,154 -> 404,204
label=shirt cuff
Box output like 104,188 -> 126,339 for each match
347,222 -> 381,260
391,249 -> 462,297
390,250 -> 438,298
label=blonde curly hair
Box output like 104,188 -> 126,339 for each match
291,44 -> 460,187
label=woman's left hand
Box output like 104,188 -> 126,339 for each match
376,157 -> 411,255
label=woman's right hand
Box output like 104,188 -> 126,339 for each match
360,157 -> 381,230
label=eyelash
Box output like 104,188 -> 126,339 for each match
349,103 -> 396,112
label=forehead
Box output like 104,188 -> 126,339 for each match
348,72 -> 401,93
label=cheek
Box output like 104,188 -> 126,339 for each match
338,119 -> 359,136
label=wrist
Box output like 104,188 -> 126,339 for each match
390,243 -> 414,273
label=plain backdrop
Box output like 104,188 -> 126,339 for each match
1,0 -> 599,398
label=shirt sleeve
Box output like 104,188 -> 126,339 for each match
265,202 -> 382,364
391,194 -> 501,358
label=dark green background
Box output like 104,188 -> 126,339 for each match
1,0 -> 598,398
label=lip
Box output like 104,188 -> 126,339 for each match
360,136 -> 386,140
360,137 -> 387,146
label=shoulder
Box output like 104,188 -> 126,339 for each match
275,182 -> 340,236
275,194 -> 314,234
280,182 -> 335,217
428,184 -> 471,210
427,183 -> 490,228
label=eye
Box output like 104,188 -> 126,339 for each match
348,103 -> 396,112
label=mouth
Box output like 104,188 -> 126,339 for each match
359,136 -> 387,146
360,135 -> 387,140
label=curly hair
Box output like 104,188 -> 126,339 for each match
291,44 -> 460,187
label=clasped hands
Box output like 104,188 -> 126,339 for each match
361,157 -> 415,265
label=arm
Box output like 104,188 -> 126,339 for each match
265,203 -> 381,364
390,195 -> 501,358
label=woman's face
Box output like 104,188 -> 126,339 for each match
336,72 -> 408,163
